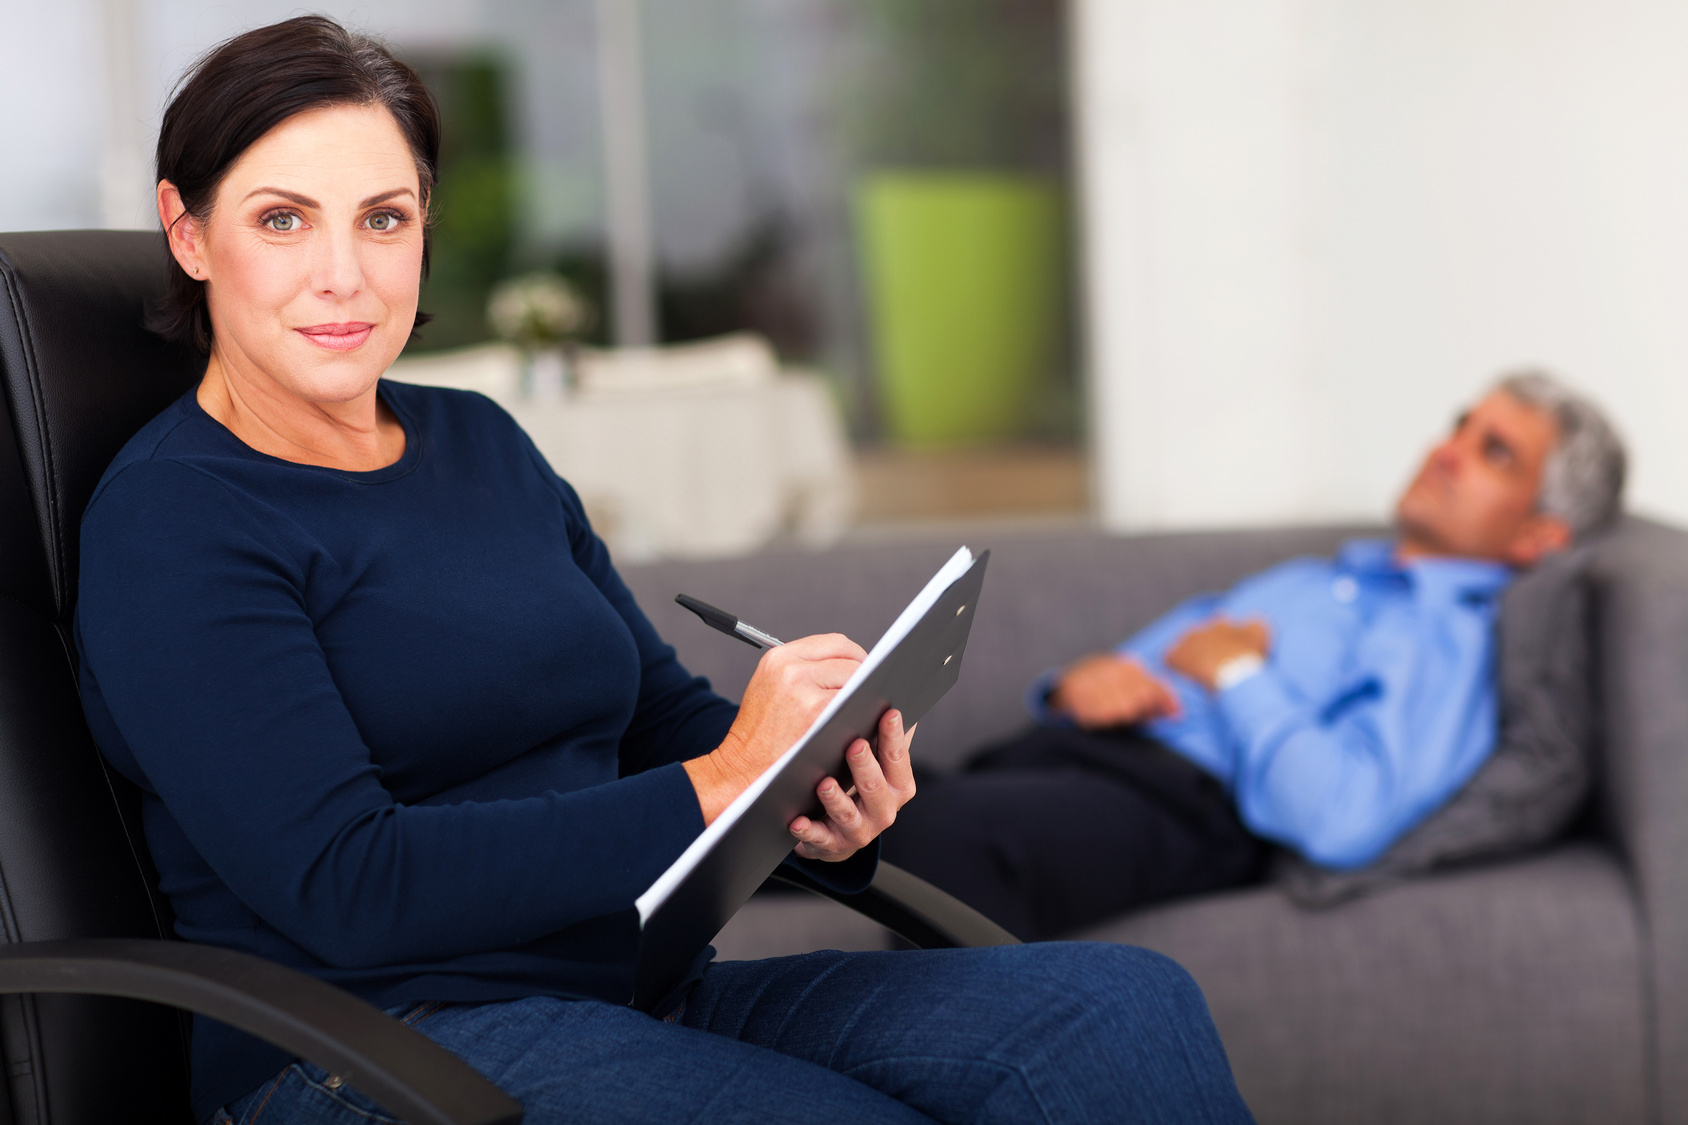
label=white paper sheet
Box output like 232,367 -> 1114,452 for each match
635,546 -> 975,923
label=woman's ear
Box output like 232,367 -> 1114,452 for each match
157,180 -> 207,281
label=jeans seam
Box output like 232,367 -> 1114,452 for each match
242,1071 -> 288,1125
400,1000 -> 444,1026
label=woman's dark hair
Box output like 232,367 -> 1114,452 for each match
150,15 -> 441,353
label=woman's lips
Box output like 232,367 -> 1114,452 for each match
296,322 -> 375,351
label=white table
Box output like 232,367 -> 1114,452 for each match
386,343 -> 855,562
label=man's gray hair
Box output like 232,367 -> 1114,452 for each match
1497,370 -> 1627,538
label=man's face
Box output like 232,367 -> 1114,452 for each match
1394,390 -> 1570,565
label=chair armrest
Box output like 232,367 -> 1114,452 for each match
769,859 -> 1020,949
0,939 -> 521,1125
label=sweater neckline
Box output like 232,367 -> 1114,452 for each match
182,378 -> 422,484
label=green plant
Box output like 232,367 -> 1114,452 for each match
404,54 -> 516,353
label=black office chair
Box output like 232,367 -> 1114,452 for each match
0,230 -> 1014,1125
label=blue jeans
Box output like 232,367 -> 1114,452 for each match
215,943 -> 1254,1124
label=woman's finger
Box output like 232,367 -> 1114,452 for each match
778,632 -> 869,663
787,716 -> 918,861
817,769 -> 865,835
763,654 -> 862,695
876,710 -> 917,795
788,813 -> 839,856
789,783 -> 855,858
844,737 -> 896,831
813,656 -> 868,689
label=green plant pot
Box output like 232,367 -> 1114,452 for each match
855,172 -> 1064,447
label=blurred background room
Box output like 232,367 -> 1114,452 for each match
7,0 -> 1688,559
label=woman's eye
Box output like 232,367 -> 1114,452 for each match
368,212 -> 399,231
265,213 -> 300,232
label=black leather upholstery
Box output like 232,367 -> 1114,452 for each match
0,231 -> 202,1125
0,229 -> 1004,1125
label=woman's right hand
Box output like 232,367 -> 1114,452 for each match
685,633 -> 867,825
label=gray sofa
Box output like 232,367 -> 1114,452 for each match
622,517 -> 1688,1125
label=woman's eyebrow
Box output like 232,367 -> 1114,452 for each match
359,187 -> 416,207
237,186 -> 416,208
242,186 -> 318,208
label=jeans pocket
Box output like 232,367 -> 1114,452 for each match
290,1062 -> 404,1123
230,1062 -> 403,1125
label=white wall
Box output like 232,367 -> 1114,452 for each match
1074,0 -> 1688,531
1,0 -> 607,245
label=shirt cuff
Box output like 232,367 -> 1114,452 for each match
1212,666 -> 1304,749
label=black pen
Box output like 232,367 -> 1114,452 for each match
675,594 -> 785,649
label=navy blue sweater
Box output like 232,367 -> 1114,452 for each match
74,382 -> 870,1119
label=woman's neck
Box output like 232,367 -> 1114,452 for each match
196,351 -> 406,472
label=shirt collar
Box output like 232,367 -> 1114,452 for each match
1338,538 -> 1513,603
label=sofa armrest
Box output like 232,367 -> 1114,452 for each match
0,939 -> 522,1125
770,860 -> 1020,949
1588,517 -> 1688,1122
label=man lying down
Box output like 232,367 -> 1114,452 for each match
880,371 -> 1627,940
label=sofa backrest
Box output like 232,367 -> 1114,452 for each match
622,523 -> 1371,772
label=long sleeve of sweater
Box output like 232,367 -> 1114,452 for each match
78,457 -> 712,969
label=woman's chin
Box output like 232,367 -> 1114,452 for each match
283,336 -> 402,403
279,362 -> 386,405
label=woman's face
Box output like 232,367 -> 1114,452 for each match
169,103 -> 425,404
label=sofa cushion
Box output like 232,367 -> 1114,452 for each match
1077,843 -> 1645,1125
1277,539 -> 1599,904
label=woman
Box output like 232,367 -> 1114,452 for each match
75,16 -> 1254,1125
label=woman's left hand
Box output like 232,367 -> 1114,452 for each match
788,708 -> 917,861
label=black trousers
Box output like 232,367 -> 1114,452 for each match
880,726 -> 1267,942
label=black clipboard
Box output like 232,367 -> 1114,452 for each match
632,548 -> 990,1011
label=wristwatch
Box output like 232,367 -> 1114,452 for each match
1213,652 -> 1265,692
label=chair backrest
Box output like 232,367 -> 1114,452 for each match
0,231 -> 204,1125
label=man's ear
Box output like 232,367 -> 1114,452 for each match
1504,513 -> 1573,567
156,180 -> 207,281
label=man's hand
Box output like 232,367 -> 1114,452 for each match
1048,653 -> 1181,729
1164,617 -> 1270,691
788,707 -> 918,861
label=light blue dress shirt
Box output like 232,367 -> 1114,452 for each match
1029,540 -> 1513,869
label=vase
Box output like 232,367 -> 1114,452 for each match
855,172 -> 1065,447
525,347 -> 569,402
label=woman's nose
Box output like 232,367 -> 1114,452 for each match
310,224 -> 365,298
